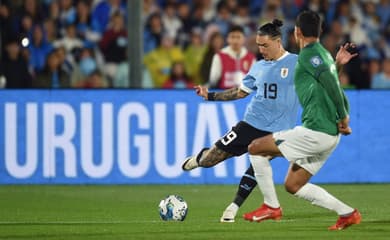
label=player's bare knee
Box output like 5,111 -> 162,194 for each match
248,141 -> 260,155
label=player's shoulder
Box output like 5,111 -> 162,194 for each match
285,52 -> 298,62
298,44 -> 329,69
249,60 -> 263,72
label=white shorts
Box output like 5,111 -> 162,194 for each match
273,126 -> 340,175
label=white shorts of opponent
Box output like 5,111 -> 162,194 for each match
273,126 -> 341,175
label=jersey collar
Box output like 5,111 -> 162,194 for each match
275,51 -> 289,61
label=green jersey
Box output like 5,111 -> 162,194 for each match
294,42 -> 350,135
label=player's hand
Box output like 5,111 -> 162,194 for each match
338,116 -> 352,135
335,42 -> 358,65
194,85 -> 208,100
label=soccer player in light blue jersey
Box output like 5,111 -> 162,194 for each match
182,19 -> 356,223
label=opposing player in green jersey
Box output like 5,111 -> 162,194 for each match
246,11 -> 361,230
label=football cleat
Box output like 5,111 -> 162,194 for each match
243,203 -> 282,222
220,209 -> 236,223
181,156 -> 198,171
328,209 -> 361,230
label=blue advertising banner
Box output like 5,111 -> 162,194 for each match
0,90 -> 389,184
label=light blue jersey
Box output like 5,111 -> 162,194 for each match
240,52 -> 299,132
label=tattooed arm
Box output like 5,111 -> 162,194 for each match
194,85 -> 249,101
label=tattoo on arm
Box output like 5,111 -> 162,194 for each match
198,146 -> 233,167
214,87 -> 248,101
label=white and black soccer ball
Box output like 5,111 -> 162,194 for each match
158,195 -> 188,221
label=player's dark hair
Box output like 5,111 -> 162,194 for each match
228,25 -> 245,35
257,19 -> 283,39
295,11 -> 322,38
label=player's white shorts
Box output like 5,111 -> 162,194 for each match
273,126 -> 340,175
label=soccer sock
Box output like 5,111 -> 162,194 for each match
249,155 -> 280,208
294,183 -> 354,215
232,165 -> 258,207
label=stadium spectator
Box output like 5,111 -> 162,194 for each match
53,23 -> 84,54
207,25 -> 256,89
281,0 -> 301,21
322,33 -> 339,58
143,12 -> 164,54
190,4 -> 208,30
371,58 -> 390,89
91,0 -> 126,34
362,1 -> 381,44
99,11 -> 127,81
162,61 -> 194,89
75,0 -> 101,46
183,28 -> 206,85
231,2 -> 255,34
142,0 -> 160,25
33,50 -> 70,88
377,0 -> 390,30
18,0 -> 45,25
327,20 -> 346,46
43,18 -> 60,44
301,0 -> 328,21
58,0 -> 76,26
47,0 -> 60,22
345,16 -> 368,47
210,0 -> 232,37
0,38 -> 32,88
18,14 -> 34,40
196,0 -> 217,23
334,0 -> 350,26
258,1 -> 284,27
70,47 -> 98,87
161,2 -> 182,41
0,3 -> 13,51
28,24 -> 54,74
368,59 -> 381,82
55,46 -> 73,75
199,31 -> 224,85
176,2 -> 194,48
144,33 -> 184,87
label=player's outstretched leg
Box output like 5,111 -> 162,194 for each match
220,165 -> 257,223
294,183 -> 362,230
182,145 -> 233,171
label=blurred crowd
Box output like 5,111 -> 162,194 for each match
1,0 -> 390,89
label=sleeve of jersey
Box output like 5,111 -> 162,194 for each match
341,90 -> 350,114
240,64 -> 257,93
316,67 -> 349,119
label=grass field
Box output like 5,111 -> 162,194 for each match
0,184 -> 389,240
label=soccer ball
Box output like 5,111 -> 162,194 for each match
158,195 -> 188,221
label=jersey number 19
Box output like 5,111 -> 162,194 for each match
264,83 -> 277,99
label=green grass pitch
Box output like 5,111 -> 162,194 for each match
0,184 -> 389,240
